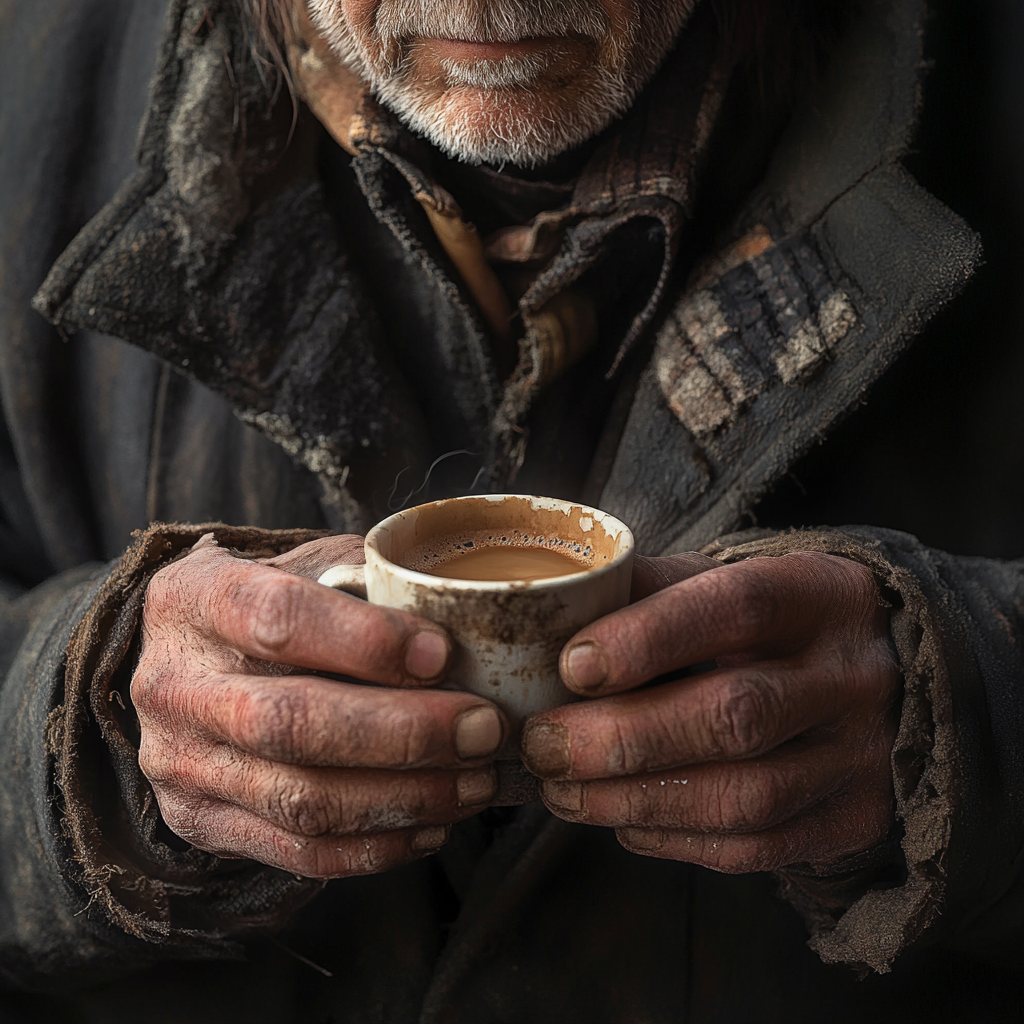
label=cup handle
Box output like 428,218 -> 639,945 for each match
317,563 -> 368,600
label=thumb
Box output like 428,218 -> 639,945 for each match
630,552 -> 720,602
261,535 -> 366,581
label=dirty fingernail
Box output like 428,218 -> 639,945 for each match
564,643 -> 609,692
405,630 -> 449,680
412,826 -> 449,852
619,828 -> 667,853
455,707 -> 503,760
543,781 -> 584,814
457,767 -> 498,806
521,720 -> 571,778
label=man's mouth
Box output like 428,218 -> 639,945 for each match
420,36 -> 569,62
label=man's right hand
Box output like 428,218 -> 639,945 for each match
131,534 -> 506,879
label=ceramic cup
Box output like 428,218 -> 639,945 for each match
317,495 -> 635,803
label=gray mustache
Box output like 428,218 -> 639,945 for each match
374,0 -> 611,45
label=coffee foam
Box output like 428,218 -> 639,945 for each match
400,529 -> 599,575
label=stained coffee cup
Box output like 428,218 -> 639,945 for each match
318,494 -> 635,803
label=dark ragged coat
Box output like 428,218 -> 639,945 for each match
2,0 -> 1024,1020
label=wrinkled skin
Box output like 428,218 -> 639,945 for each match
133,534 -> 507,879
523,551 -> 902,872
134,536 -> 900,878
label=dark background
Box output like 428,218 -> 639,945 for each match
758,0 -> 1024,559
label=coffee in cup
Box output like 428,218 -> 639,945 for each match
413,544 -> 584,583
318,495 -> 635,802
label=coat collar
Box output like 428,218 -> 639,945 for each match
597,0 -> 983,553
286,2 -> 732,479
31,0 -> 979,550
32,0 -> 731,507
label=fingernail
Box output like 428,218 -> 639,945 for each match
405,631 -> 449,680
543,781 -> 584,814
619,828 -> 667,853
456,767 -> 498,806
521,720 -> 571,779
564,643 -> 609,692
454,707 -> 504,760
411,826 -> 449,852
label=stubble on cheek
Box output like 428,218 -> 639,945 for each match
308,0 -> 393,74
306,0 -> 697,167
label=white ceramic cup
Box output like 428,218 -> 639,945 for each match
318,494 -> 635,745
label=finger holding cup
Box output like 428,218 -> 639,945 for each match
319,494 -> 635,803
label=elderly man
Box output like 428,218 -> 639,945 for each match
1,0 -> 1023,1020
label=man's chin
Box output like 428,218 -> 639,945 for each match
384,85 -> 614,168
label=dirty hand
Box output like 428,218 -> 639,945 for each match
132,534 -> 506,879
521,551 -> 901,872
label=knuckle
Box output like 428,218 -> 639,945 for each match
157,793 -> 190,834
621,781 -> 653,824
388,718 -> 418,766
274,779 -> 335,838
249,575 -> 304,652
136,736 -> 171,784
139,742 -> 211,799
129,669 -> 157,716
143,565 -> 179,619
237,686 -> 310,761
130,658 -> 176,717
156,790 -> 211,848
707,774 -> 780,832
605,714 -> 641,775
380,711 -> 432,768
707,675 -> 779,758
144,553 -> 213,627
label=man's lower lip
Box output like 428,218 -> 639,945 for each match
422,37 -> 559,61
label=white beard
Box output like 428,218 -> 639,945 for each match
306,0 -> 697,168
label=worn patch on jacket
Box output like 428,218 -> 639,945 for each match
656,231 -> 859,438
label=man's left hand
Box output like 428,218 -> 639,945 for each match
521,551 -> 901,872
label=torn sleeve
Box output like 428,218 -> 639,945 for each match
0,523 -> 330,991
702,526 -> 1024,975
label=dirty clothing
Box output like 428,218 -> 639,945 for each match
2,0 -> 1024,1020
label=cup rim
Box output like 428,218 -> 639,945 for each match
364,494 -> 635,592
